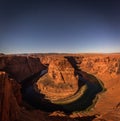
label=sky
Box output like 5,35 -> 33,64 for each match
0,0 -> 120,54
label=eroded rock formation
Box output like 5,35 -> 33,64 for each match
37,57 -> 79,100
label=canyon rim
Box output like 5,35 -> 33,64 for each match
0,53 -> 120,121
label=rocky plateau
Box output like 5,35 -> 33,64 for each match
0,53 -> 120,121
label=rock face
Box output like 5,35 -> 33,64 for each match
0,71 -> 21,121
0,55 -> 46,82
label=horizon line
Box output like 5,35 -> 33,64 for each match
1,52 -> 120,55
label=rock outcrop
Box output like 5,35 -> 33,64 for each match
37,57 -> 79,100
0,55 -> 46,82
0,71 -> 21,121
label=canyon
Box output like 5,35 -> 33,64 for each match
0,53 -> 120,121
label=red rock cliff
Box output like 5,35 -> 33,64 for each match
0,71 -> 21,121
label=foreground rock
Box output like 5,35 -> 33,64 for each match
0,71 -> 21,121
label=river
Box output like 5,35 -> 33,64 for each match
21,70 -> 104,113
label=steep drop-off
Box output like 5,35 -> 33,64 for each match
0,71 -> 21,121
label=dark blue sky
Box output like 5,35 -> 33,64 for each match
0,0 -> 120,54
